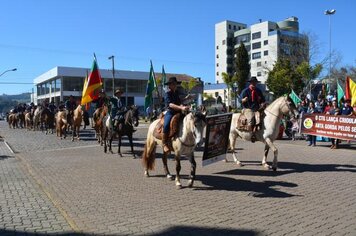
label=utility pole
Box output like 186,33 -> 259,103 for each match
108,55 -> 115,95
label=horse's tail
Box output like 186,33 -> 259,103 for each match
142,131 -> 156,171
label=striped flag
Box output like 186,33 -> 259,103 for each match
81,54 -> 103,105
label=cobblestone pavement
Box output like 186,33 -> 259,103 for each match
0,120 -> 355,235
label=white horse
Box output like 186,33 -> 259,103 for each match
229,96 -> 299,171
142,111 -> 206,189
33,106 -> 43,131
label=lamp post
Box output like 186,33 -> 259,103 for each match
324,9 -> 336,85
108,55 -> 115,95
0,68 -> 17,77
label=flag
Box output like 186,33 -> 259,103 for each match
144,61 -> 157,110
289,89 -> 301,106
349,77 -> 356,106
345,76 -> 351,100
337,80 -> 344,104
162,65 -> 167,92
81,54 -> 103,105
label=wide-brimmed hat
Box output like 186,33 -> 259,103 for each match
114,88 -> 123,95
164,77 -> 182,85
248,77 -> 260,83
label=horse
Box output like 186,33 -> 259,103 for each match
33,106 -> 43,131
142,111 -> 206,189
41,107 -> 55,134
7,113 -> 18,129
56,110 -> 68,139
102,106 -> 139,158
228,96 -> 299,171
93,106 -> 107,145
71,105 -> 83,141
16,112 -> 25,128
24,111 -> 33,130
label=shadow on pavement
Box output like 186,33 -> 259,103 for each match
0,155 -> 14,160
194,175 -> 299,198
0,226 -> 260,236
216,161 -> 356,176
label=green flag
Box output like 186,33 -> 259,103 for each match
162,65 -> 167,92
144,61 -> 157,110
289,89 -> 301,106
337,80 -> 344,104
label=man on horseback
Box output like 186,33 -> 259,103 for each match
92,89 -> 109,127
240,76 -> 266,142
162,77 -> 190,153
65,95 -> 77,121
110,88 -> 126,130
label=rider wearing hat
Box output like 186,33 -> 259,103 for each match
162,77 -> 190,153
110,88 -> 126,129
240,76 -> 266,142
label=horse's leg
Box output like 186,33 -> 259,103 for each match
175,154 -> 182,189
229,131 -> 243,166
264,138 -> 278,171
118,134 -> 123,157
109,132 -> 114,154
71,125 -> 75,141
128,134 -> 136,159
187,152 -> 196,188
162,152 -> 172,180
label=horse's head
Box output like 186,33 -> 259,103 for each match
281,96 -> 299,121
131,105 -> 139,127
188,110 -> 207,147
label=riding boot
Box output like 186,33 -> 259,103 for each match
251,126 -> 256,143
162,133 -> 171,153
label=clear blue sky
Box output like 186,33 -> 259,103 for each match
0,0 -> 355,95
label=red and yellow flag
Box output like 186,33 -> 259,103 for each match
81,55 -> 103,105
348,77 -> 356,106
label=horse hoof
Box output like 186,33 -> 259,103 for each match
166,174 -> 173,180
236,161 -> 244,167
118,153 -> 122,157
133,155 -> 137,159
188,180 -> 194,188
272,166 -> 277,172
262,163 -> 271,170
176,184 -> 182,189
144,171 -> 149,177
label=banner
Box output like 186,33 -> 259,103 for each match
301,113 -> 356,141
202,113 -> 232,166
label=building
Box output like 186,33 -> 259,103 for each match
33,66 -> 203,109
215,17 -> 308,85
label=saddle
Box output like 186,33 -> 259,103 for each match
237,109 -> 265,132
153,113 -> 182,140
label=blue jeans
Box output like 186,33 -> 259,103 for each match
163,111 -> 174,134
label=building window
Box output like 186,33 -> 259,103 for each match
257,62 -> 262,67
257,72 -> 262,77
264,50 -> 268,56
252,32 -> 261,40
252,52 -> 261,59
238,26 -> 241,30
222,40 -> 226,45
264,40 -> 268,45
236,34 -> 250,44
216,54 -> 219,58
233,25 -> 236,30
216,63 -> 219,67
228,24 -> 231,30
252,42 -> 261,49
216,45 -> 219,50
265,61 -> 267,64
216,72 -> 219,76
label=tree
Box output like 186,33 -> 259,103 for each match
221,72 -> 237,105
181,78 -> 199,94
266,59 -> 305,97
234,42 -> 250,94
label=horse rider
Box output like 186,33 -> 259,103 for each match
109,88 -> 126,129
240,76 -> 266,143
65,95 -> 77,120
48,100 -> 57,114
162,77 -> 190,153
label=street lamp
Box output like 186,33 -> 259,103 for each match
108,55 -> 115,95
0,68 -> 17,77
324,9 -> 336,84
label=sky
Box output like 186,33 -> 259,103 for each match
0,0 -> 355,95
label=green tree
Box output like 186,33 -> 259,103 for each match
181,78 -> 199,94
266,59 -> 305,97
234,42 -> 250,94
221,72 -> 237,105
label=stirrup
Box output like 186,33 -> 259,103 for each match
251,133 -> 256,143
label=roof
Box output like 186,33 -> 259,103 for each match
204,83 -> 228,90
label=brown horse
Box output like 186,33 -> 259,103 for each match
72,105 -> 83,141
24,111 -> 33,130
7,113 -> 18,129
93,106 -> 107,145
56,110 -> 68,139
41,107 -> 55,134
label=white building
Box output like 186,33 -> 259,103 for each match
215,17 -> 308,85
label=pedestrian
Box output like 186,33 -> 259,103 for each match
307,101 -> 317,146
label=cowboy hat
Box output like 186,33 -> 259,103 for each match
248,76 -> 260,83
114,88 -> 123,95
164,77 -> 182,85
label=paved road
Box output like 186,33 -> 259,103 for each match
0,120 -> 355,235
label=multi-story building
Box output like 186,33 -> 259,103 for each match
33,66 -> 203,110
215,17 -> 308,85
